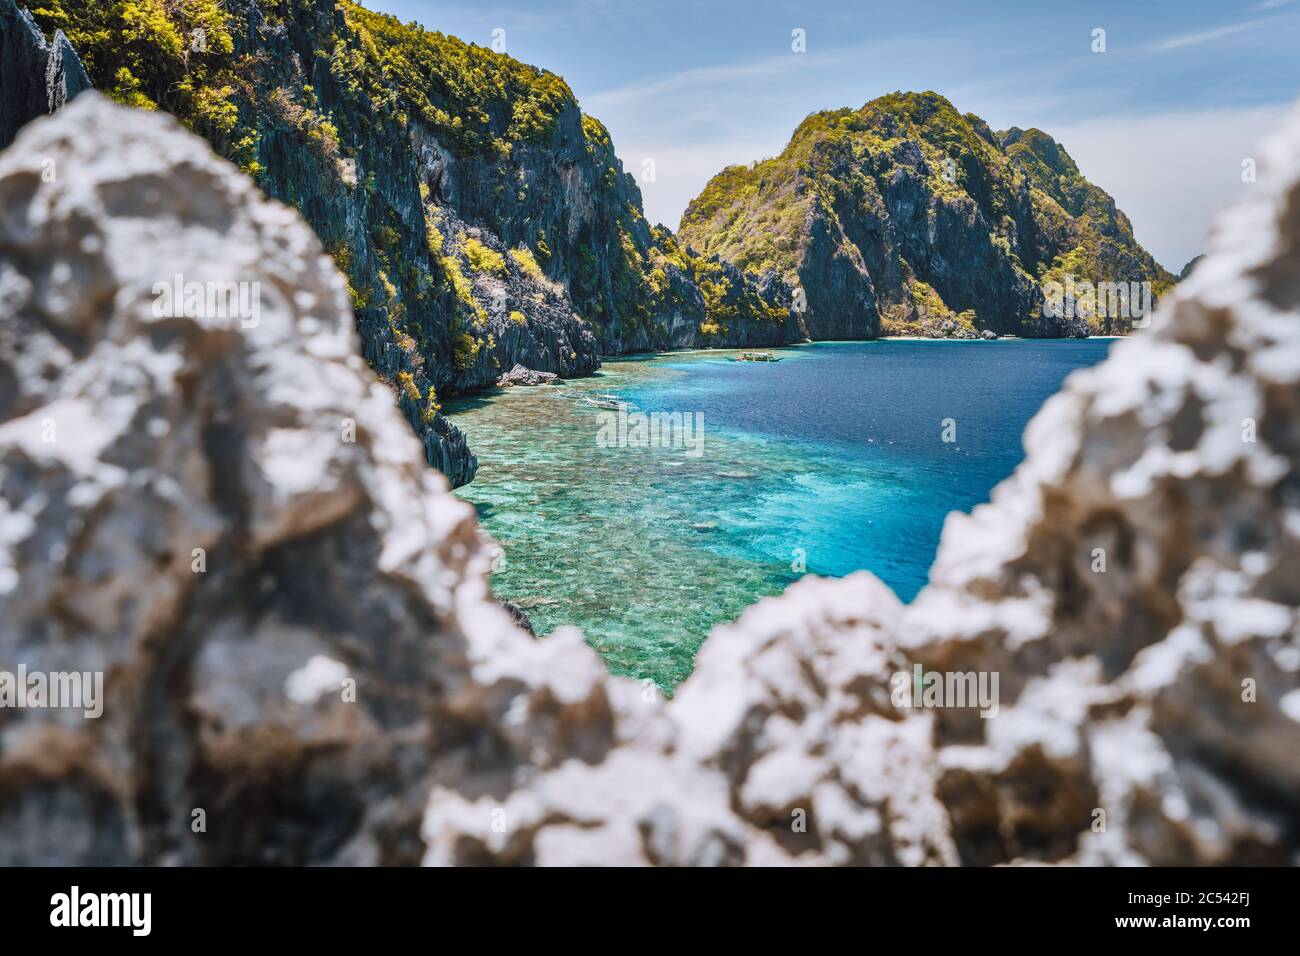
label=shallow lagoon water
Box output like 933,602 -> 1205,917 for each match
446,339 -> 1112,690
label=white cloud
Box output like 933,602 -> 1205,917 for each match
615,140 -> 787,231
583,55 -> 799,114
1046,105 -> 1290,271
582,39 -> 895,118
1149,19 -> 1265,52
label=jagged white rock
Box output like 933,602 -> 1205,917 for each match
421,101 -> 1300,866
0,95 -> 616,865
0,94 -> 1296,866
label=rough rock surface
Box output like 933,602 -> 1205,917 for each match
21,0 -> 802,488
425,103 -> 1300,864
1,95 -> 1297,866
680,93 -> 1174,340
0,0 -> 90,149
0,97 -> 607,864
497,364 -> 559,387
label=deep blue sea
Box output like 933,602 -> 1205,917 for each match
448,339 -> 1112,688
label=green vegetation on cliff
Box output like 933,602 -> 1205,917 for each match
27,0 -> 573,159
682,93 -> 1015,284
331,1 -> 573,156
998,125 -> 1173,302
30,0 -> 795,370
27,0 -> 247,155
680,91 -> 1173,337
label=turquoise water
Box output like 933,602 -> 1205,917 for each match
446,339 -> 1112,690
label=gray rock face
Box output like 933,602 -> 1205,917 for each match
680,93 -> 1174,341
9,0 -> 805,487
45,30 -> 89,105
0,0 -> 89,149
497,364 -> 559,387
2,93 -> 1297,867
419,410 -> 478,489
423,104 -> 1300,864
0,96 -> 607,864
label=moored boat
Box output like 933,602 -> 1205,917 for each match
576,392 -> 635,410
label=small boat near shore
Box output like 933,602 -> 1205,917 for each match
576,392 -> 635,410
732,351 -> 781,363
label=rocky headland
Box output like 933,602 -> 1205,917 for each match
4,1 -> 1175,488
0,92 -> 1295,866
680,93 -> 1175,340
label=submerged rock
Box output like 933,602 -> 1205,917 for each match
0,93 -> 1297,867
2,0 -> 483,487
501,601 -> 538,637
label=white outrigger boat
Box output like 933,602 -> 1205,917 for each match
733,351 -> 780,363
576,392 -> 635,410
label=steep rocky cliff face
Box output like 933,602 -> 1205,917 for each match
680,92 -> 1176,339
2,95 -> 1295,866
0,0 -> 88,147
998,124 -> 1173,302
435,101 -> 1300,864
17,0 -> 807,486
0,96 -> 602,864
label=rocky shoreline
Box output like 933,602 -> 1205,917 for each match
1,94 -> 1295,865
0,0 -> 1175,491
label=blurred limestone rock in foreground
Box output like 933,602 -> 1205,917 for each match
0,94 -> 610,864
1,95 -> 1297,865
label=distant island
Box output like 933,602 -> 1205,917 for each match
11,0 -> 1171,488
680,94 -> 1174,340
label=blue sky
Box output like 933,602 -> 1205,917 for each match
369,0 -> 1300,270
